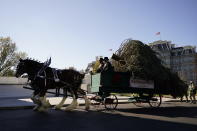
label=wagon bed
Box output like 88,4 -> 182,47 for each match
90,72 -> 154,93
89,72 -> 162,109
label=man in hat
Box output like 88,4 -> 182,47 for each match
103,57 -> 114,72
96,58 -> 104,73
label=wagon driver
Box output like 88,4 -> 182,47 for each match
96,58 -> 104,73
103,57 -> 114,72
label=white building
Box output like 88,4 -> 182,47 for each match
149,40 -> 197,85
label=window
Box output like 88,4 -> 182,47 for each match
178,51 -> 182,55
171,52 -> 175,56
189,49 -> 192,54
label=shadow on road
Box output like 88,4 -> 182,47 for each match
116,106 -> 197,118
0,108 -> 197,131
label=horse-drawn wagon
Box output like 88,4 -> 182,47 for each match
88,72 -> 162,110
15,58 -> 162,112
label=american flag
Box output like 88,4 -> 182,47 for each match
156,32 -> 160,35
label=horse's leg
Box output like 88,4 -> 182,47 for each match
84,95 -> 90,110
78,88 -> 90,110
43,95 -> 51,107
65,88 -> 78,111
31,88 -> 42,111
31,87 -> 41,104
55,88 -> 67,110
37,89 -> 50,112
56,87 -> 60,97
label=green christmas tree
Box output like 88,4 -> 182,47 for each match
112,39 -> 187,97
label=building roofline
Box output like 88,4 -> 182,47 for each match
148,40 -> 171,45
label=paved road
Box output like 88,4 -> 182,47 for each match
0,102 -> 197,131
0,85 -> 197,131
0,85 -> 32,98
0,85 -> 56,98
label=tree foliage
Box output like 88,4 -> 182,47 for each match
112,39 -> 187,97
0,37 -> 27,76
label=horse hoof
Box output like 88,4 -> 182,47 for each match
54,106 -> 61,110
43,103 -> 51,108
64,108 -> 74,111
64,106 -> 75,111
37,106 -> 47,112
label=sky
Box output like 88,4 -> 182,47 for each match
0,0 -> 197,70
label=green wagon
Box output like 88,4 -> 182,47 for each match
89,72 -> 162,110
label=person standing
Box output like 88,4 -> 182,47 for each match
188,81 -> 196,104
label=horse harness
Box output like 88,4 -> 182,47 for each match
33,63 -> 69,88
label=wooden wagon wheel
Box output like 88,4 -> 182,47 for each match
148,94 -> 162,107
104,94 -> 118,110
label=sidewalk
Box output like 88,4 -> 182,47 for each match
0,97 -> 86,110
0,96 -> 184,110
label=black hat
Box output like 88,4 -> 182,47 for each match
104,57 -> 109,61
99,58 -> 104,62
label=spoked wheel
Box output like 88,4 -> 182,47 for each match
148,94 -> 162,107
104,94 -> 118,110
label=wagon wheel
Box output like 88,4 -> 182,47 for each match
104,94 -> 118,110
148,94 -> 162,107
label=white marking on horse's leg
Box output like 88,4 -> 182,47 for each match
43,96 -> 51,108
38,97 -> 49,111
37,106 -> 47,112
72,98 -> 78,108
55,97 -> 67,110
84,95 -> 90,110
65,97 -> 78,111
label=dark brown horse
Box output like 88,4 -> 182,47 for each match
15,58 -> 90,112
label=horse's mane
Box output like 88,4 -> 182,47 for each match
23,58 -> 82,75
22,58 -> 44,68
